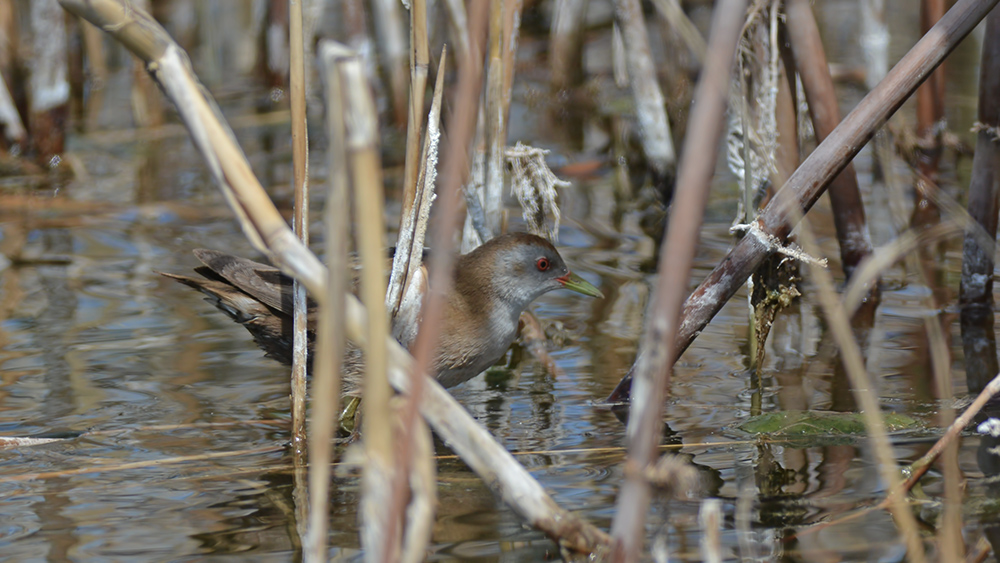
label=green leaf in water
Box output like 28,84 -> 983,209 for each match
736,410 -> 923,438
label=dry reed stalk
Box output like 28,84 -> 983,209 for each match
781,205 -> 927,561
842,222 -> 963,316
607,3 -> 745,561
59,0 -> 324,281
699,499 -> 722,563
499,0 -> 522,126
612,0 -> 676,202
399,0 -> 429,226
441,0 -> 471,68
28,0 -> 69,162
0,72 -> 24,143
387,51 -> 448,563
960,8 -> 1000,305
340,0 -> 375,79
306,41 -> 352,563
290,0 -> 310,452
259,0 -> 289,89
796,372 -> 1000,544
910,0 -> 947,228
649,0 -> 705,63
371,0 -> 408,124
549,0 -> 589,91
786,0 -> 873,278
483,0 -> 506,235
128,0 -> 162,128
904,371 -> 1000,490
604,0 -> 1000,404
288,0 -> 311,551
62,1 -> 606,551
335,54 -> 400,561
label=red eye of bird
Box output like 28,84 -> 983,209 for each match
536,257 -> 550,271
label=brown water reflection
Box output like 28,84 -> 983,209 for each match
0,1 -> 997,561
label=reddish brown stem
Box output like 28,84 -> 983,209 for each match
911,0 -> 947,227
607,2 -> 745,560
786,0 -> 874,278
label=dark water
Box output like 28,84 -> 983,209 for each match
0,1 -> 996,561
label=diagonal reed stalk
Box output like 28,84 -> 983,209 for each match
605,0 -> 1000,404
781,199 -> 928,563
59,0 -> 608,554
608,3 -> 746,561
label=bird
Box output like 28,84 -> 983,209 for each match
160,233 -> 603,393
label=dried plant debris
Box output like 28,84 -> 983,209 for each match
506,142 -> 570,241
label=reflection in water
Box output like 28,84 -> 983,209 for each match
0,2 -> 997,561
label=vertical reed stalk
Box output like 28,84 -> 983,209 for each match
306,40 -> 352,563
400,0 -> 429,226
0,73 -> 24,143
500,0 -> 523,126
288,1 -> 311,547
387,50 -> 447,563
484,0 -> 505,235
959,8 -> 1000,305
608,4 -> 745,561
339,56 -> 398,561
290,0 -> 310,451
81,20 -> 107,131
612,0 -> 676,202
782,207 -> 927,563
911,0 -> 946,227
785,0 -> 874,278
371,0 -> 408,124
29,0 -> 69,162
549,0 -> 589,91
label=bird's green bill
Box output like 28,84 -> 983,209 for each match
560,272 -> 604,298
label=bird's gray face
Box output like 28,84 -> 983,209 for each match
494,243 -> 602,307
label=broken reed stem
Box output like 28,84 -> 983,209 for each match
64,1 -> 607,553
612,0 -> 676,200
604,0 -> 1000,404
785,0 -> 873,277
306,42 -> 352,563
337,57 -> 399,560
289,0 -> 309,452
783,203 -> 927,562
389,50 -> 447,348
608,3 -> 745,561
